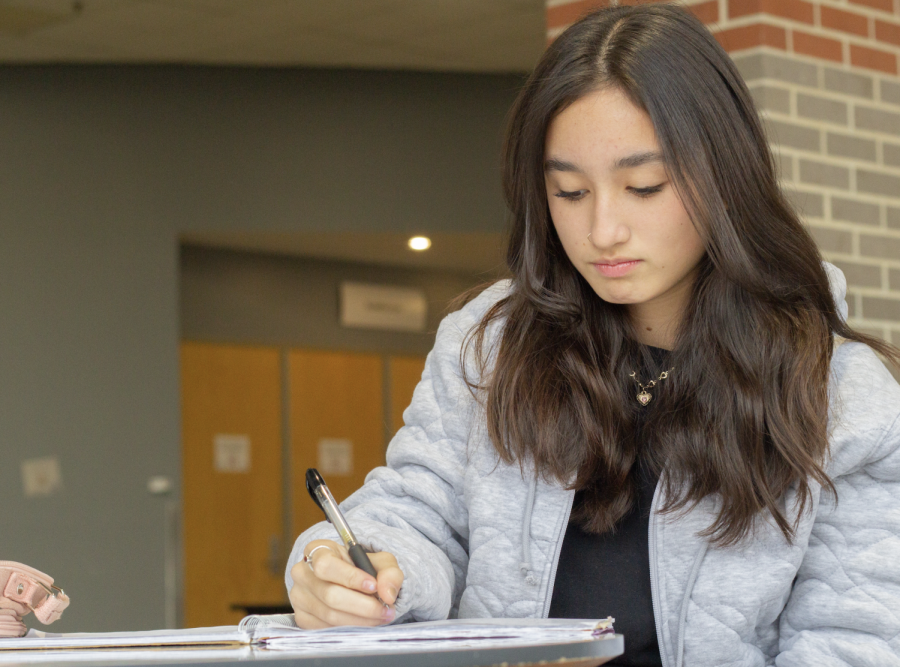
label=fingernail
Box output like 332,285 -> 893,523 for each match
382,607 -> 395,623
388,586 -> 399,603
363,580 -> 376,593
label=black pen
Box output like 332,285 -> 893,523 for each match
305,468 -> 379,580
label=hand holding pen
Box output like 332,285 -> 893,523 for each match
288,469 -> 405,629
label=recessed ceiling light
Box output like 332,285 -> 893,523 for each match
408,236 -> 431,251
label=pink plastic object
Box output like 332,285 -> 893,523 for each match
0,561 -> 70,637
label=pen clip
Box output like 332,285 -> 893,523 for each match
305,468 -> 359,548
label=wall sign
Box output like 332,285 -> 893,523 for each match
340,282 -> 427,332
317,438 -> 353,476
214,434 -> 251,473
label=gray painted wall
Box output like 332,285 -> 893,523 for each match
180,245 -> 487,356
0,65 -> 520,632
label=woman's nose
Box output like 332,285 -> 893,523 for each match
588,199 -> 630,248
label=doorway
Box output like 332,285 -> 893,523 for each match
180,341 -> 425,627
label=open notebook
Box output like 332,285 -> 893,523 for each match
0,615 -> 616,655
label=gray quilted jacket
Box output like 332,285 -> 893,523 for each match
287,264 -> 900,667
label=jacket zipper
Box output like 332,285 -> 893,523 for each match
540,489 -> 575,618
541,481 -> 674,666
649,478 -> 671,667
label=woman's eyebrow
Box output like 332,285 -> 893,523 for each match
544,157 -> 580,173
544,151 -> 664,174
614,150 -> 664,170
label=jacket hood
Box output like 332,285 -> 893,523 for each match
824,261 -> 848,321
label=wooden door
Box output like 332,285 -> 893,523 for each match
290,350 -> 384,539
181,342 -> 284,627
388,355 -> 427,437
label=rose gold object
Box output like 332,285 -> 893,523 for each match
0,561 -> 70,637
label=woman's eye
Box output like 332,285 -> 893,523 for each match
554,189 -> 588,202
628,184 -> 665,198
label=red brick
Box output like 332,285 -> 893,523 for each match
603,0 -> 719,21
821,6 -> 870,37
849,0 -> 894,14
851,43 -> 898,73
547,0 -> 610,30
715,23 -> 787,51
729,0 -> 815,24
876,19 -> 900,46
689,1 -> 720,24
547,0 -> 716,33
793,30 -> 844,62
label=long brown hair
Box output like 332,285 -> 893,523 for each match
465,4 -> 900,546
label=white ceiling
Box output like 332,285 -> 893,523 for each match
0,0 -> 546,72
2,1 -> 539,274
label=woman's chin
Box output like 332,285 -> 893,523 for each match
590,289 -> 643,306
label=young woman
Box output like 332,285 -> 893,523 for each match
286,5 -> 900,665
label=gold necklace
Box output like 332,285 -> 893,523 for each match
628,367 -> 673,406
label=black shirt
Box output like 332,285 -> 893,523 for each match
548,346 -> 668,667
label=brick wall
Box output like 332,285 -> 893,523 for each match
547,0 -> 900,348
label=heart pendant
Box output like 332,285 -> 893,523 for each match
637,391 -> 652,406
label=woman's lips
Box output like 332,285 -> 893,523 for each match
593,259 -> 641,277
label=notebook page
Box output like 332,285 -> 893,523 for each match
243,616 -> 615,654
0,626 -> 246,651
